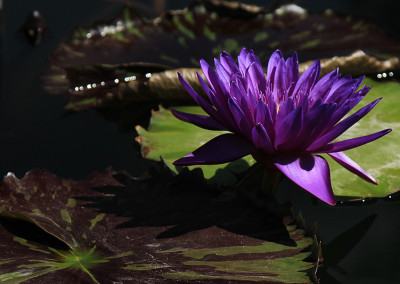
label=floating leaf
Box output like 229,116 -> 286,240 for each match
0,164 -> 319,283
327,78 -> 400,197
136,106 -> 256,186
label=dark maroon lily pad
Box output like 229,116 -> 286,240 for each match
0,163 -> 320,283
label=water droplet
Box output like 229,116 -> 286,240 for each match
114,79 -> 119,84
79,86 -> 84,91
87,84 -> 92,89
377,74 -> 382,79
389,72 -> 394,77
382,73 -> 387,78
101,81 -> 105,86
124,76 -> 136,82
145,73 -> 152,78
74,87 -> 79,91
92,83 -> 97,88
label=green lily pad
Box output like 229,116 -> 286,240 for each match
328,77 -> 400,197
0,165 -> 319,283
136,106 -> 256,186
137,78 -> 399,197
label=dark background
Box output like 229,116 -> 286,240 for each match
1,1 -> 400,283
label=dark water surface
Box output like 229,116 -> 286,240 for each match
1,0 -> 400,283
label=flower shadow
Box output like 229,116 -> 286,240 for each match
77,161 -> 297,246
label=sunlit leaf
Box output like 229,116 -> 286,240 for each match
136,106 -> 256,186
327,78 -> 400,197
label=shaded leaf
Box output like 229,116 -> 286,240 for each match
323,214 -> 376,267
0,165 -> 319,283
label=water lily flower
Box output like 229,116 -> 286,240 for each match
171,48 -> 391,205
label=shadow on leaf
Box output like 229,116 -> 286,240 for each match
77,161 -> 296,246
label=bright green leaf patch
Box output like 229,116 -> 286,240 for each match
137,106 -> 256,186
328,78 -> 400,197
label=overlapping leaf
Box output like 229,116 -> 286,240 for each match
0,163 -> 319,283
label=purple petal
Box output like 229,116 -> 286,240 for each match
178,73 -> 219,118
173,134 -> 256,166
271,58 -> 287,104
267,50 -> 283,84
275,97 -> 295,129
246,62 -> 267,99
214,58 -> 231,90
324,76 -> 365,106
220,51 -> 239,74
275,106 -> 303,151
309,69 -> 339,105
254,99 -> 275,141
291,59 -> 321,102
251,123 -> 275,154
273,155 -> 336,205
171,109 -> 227,131
196,72 -> 235,128
228,97 -> 252,137
238,48 -> 250,75
307,98 -> 382,151
200,59 -> 229,98
328,152 -> 377,184
285,51 -> 299,85
294,103 -> 335,150
316,129 -> 392,153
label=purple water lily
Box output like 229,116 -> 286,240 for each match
171,48 -> 391,205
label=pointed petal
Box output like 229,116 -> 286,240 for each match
171,109 -> 227,131
178,72 -> 218,118
254,99 -> 275,141
328,152 -> 377,184
173,134 -> 256,166
309,69 -> 339,105
228,97 -> 252,137
275,97 -> 295,129
285,51 -> 299,85
275,107 -> 303,150
273,155 -> 336,205
214,58 -> 231,89
252,123 -> 275,154
220,51 -> 239,74
291,59 -> 320,102
200,59 -> 229,98
238,47 -> 250,75
316,129 -> 392,153
267,50 -> 283,83
307,98 -> 382,151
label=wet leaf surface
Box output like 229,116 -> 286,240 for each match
0,164 -> 318,283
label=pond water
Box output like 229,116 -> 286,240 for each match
1,0 -> 400,283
